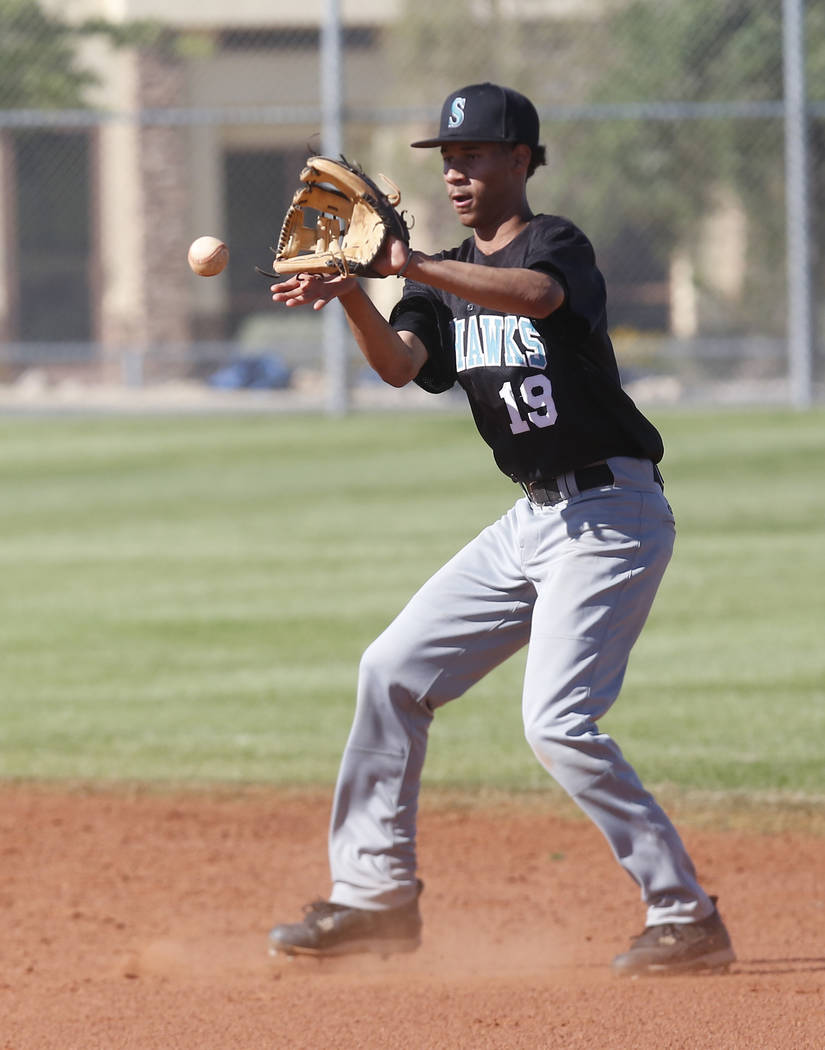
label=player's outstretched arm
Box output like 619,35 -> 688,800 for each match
339,283 -> 428,388
270,274 -> 427,388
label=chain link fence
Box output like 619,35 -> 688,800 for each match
0,0 -> 822,411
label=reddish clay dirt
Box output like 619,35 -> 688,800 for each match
2,785 -> 824,1050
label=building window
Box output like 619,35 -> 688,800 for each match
14,130 -> 92,342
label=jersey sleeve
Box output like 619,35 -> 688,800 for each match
525,218 -> 607,334
389,284 -> 457,394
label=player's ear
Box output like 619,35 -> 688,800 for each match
511,143 -> 531,174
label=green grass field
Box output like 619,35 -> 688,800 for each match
1,405 -> 823,805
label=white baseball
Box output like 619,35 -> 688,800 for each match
187,236 -> 229,277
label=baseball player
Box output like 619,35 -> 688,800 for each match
268,82 -> 735,976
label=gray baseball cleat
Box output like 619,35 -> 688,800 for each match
611,897 -> 736,977
269,881 -> 423,958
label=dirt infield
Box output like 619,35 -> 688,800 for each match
3,785 -> 824,1050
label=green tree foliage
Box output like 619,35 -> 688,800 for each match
553,1 -> 792,241
0,0 -> 98,107
0,0 -> 166,109
547,0 -> 825,334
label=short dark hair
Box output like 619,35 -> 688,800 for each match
502,141 -> 546,179
527,144 -> 547,179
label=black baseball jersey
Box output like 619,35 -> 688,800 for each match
389,214 -> 663,485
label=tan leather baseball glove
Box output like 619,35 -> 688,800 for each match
261,155 -> 410,279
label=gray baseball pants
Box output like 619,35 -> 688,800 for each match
327,456 -> 714,927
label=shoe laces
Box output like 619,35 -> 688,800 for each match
631,921 -> 681,945
631,917 -> 717,949
303,899 -> 345,920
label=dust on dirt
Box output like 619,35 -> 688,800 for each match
2,784 -> 823,1050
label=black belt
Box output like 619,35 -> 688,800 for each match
522,463 -> 615,506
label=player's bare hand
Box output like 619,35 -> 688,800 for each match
270,273 -> 357,310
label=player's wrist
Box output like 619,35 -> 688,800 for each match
336,276 -> 363,301
397,249 -> 422,278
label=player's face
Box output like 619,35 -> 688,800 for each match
440,142 -> 526,230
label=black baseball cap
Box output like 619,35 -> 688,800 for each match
410,82 -> 540,149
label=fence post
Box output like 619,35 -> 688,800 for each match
321,0 -> 349,416
782,0 -> 814,409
